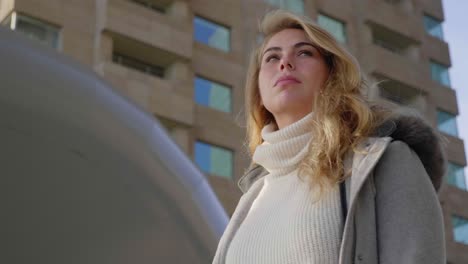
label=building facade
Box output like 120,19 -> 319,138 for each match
1,0 -> 467,262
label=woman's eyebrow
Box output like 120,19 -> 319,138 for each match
294,42 -> 316,49
263,46 -> 281,56
263,42 -> 316,56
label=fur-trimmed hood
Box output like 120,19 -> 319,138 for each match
375,114 -> 447,191
239,113 -> 447,192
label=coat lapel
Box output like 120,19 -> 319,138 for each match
348,137 -> 392,205
339,137 -> 392,264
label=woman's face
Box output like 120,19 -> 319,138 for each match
258,28 -> 329,125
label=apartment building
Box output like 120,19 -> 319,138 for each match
1,0 -> 467,262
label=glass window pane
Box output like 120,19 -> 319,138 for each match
437,110 -> 459,137
317,14 -> 347,43
424,15 -> 444,40
264,0 -> 304,14
452,215 -> 468,245
211,146 -> 233,178
430,61 -> 451,87
194,16 -> 230,52
14,14 -> 59,49
194,77 -> 231,113
284,0 -> 304,14
446,162 -> 466,190
194,141 -> 233,178
194,141 -> 211,174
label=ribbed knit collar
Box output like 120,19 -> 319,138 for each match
252,112 -> 314,177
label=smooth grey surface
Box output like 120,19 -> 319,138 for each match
0,27 -> 228,264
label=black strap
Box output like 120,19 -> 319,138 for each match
339,181 -> 348,221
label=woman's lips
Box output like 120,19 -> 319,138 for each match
274,76 -> 301,87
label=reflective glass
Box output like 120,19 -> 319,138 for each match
424,15 -> 444,40
446,162 -> 466,190
194,77 -> 231,113
194,17 -> 230,52
437,110 -> 458,137
14,14 -> 60,49
265,0 -> 304,14
317,14 -> 346,43
452,215 -> 468,245
194,141 -> 233,178
430,61 -> 451,87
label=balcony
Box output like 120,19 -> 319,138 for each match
431,82 -> 458,114
105,0 -> 192,60
374,74 -> 427,113
315,0 -> 353,19
368,22 -> 419,58
101,60 -> 194,126
364,0 -> 423,42
419,0 -> 444,20
423,34 -> 451,67
445,135 -> 466,169
365,43 -> 429,93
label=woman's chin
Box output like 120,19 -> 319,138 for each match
276,92 -> 305,107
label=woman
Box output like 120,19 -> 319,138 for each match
213,10 -> 446,264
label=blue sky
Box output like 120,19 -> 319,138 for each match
442,0 -> 468,180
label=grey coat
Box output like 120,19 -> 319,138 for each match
213,115 -> 447,264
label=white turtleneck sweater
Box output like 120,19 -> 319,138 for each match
225,113 -> 343,264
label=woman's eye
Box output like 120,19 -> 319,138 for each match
265,55 -> 279,63
299,50 -> 313,56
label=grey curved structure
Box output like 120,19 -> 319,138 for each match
0,27 -> 228,264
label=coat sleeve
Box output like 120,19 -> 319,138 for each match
373,140 -> 446,264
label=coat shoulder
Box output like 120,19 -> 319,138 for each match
374,140 -> 435,191
376,114 -> 447,191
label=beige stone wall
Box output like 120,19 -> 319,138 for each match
0,0 -> 15,23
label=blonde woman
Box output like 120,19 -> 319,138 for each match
213,10 -> 446,264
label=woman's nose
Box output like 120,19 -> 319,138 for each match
280,56 -> 295,71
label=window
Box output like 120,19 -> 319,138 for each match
129,0 -> 165,13
112,52 -> 165,78
264,0 -> 304,14
437,110 -> 458,137
452,215 -> 468,245
194,76 -> 232,113
430,61 -> 451,87
194,16 -> 230,52
317,14 -> 347,43
424,14 -> 444,40
194,141 -> 233,178
7,12 -> 60,49
446,162 -> 466,190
